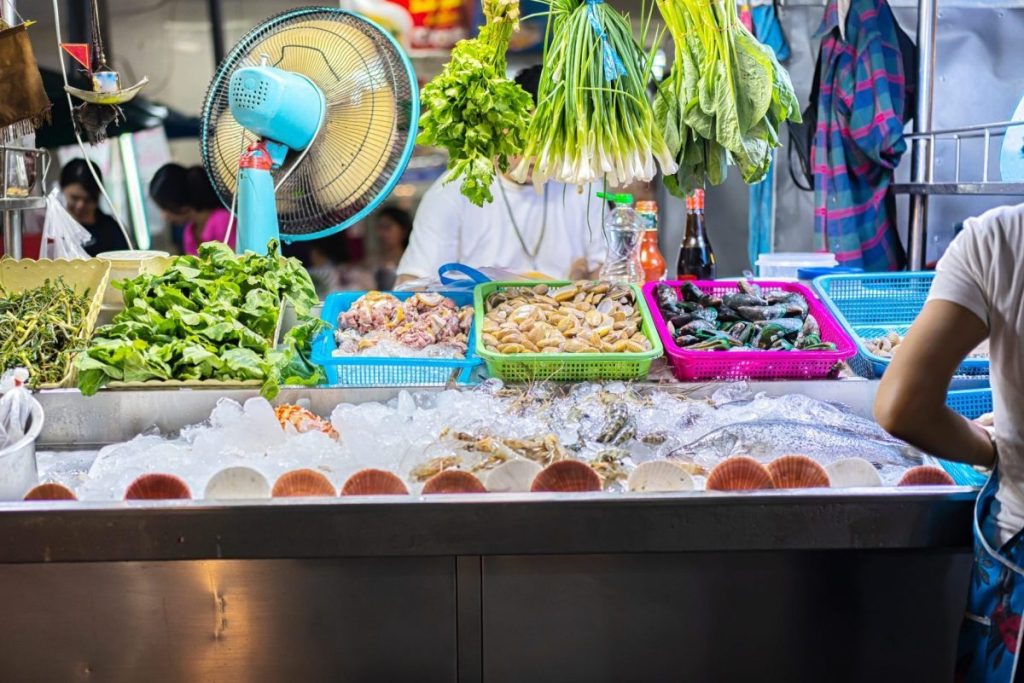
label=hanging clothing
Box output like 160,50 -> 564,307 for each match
747,0 -> 790,267
812,0 -> 907,271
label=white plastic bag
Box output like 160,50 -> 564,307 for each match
0,368 -> 32,450
40,187 -> 92,259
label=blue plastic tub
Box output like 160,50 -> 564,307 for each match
813,272 -> 990,378
312,290 -> 481,386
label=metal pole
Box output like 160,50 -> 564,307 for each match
907,0 -> 937,270
207,0 -> 226,66
3,213 -> 22,260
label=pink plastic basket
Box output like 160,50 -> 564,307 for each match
641,280 -> 857,381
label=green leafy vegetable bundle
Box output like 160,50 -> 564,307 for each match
511,0 -> 676,187
0,278 -> 92,387
654,0 -> 801,196
417,0 -> 533,206
77,241 -> 324,399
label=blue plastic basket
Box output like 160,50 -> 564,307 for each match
946,388 -> 993,420
813,272 -> 990,378
312,290 -> 482,386
935,388 -> 993,487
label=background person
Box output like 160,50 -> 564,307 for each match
59,158 -> 129,256
397,65 -> 606,284
874,202 -> 1024,680
150,164 -> 235,255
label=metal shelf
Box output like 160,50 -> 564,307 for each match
894,182 -> 1024,196
0,196 -> 45,211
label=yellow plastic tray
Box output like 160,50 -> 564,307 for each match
0,258 -> 111,388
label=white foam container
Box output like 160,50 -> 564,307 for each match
756,252 -> 837,279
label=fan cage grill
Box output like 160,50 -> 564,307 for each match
200,7 -> 418,240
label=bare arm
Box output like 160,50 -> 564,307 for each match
874,300 -> 995,467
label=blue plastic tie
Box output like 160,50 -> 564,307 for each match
584,0 -> 627,81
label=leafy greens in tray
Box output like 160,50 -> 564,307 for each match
77,241 -> 324,398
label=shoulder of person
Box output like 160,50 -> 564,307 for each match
961,202 -> 1024,241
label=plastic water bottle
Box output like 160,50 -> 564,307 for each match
597,192 -> 644,284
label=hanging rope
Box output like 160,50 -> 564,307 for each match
50,0 -> 135,250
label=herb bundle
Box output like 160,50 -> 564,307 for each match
511,0 -> 676,187
77,241 -> 324,399
654,0 -> 801,196
0,278 -> 92,387
417,0 -> 533,206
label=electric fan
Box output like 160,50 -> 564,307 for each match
200,7 -> 419,254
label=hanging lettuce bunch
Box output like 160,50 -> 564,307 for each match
417,0 -> 533,206
654,0 -> 801,196
512,0 -> 676,187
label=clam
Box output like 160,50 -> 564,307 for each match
897,466 -> 955,487
125,473 -> 192,500
767,455 -> 830,489
706,457 -> 774,492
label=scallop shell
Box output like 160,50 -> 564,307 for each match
23,483 -> 77,501
422,470 -> 487,495
341,469 -> 409,496
203,467 -> 271,500
271,469 -> 336,498
627,461 -> 695,493
485,460 -> 543,493
125,473 -> 192,500
767,455 -> 830,489
530,460 -> 602,493
825,458 -> 882,488
705,456 -> 774,491
897,466 -> 955,487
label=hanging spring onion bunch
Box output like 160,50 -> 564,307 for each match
654,0 -> 801,196
510,0 -> 677,188
417,0 -> 533,206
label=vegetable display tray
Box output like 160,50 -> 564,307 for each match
642,280 -> 857,381
0,258 -> 110,389
812,272 -> 990,379
104,300 -> 286,391
313,290 -> 481,387
474,282 -> 663,382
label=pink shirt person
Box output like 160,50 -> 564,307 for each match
183,208 -> 236,255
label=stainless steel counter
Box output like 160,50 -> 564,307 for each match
0,382 -> 975,682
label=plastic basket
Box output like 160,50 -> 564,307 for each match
0,258 -> 110,388
313,290 -> 481,387
946,388 -> 993,419
813,272 -> 990,378
474,282 -> 663,382
934,389 -> 993,486
642,280 -> 857,381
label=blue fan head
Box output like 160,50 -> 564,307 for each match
228,65 -> 325,152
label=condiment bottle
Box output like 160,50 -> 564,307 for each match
596,192 -> 644,285
636,200 -> 667,282
677,189 -> 716,280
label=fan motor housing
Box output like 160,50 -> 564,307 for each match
228,66 -> 324,151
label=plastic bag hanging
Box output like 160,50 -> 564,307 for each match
40,187 -> 93,259
0,368 -> 32,450
0,18 -> 52,144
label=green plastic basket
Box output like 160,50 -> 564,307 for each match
474,281 -> 663,382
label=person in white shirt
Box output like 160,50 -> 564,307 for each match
397,66 -> 607,283
874,203 -> 1024,679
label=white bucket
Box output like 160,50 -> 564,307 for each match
0,396 -> 43,500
